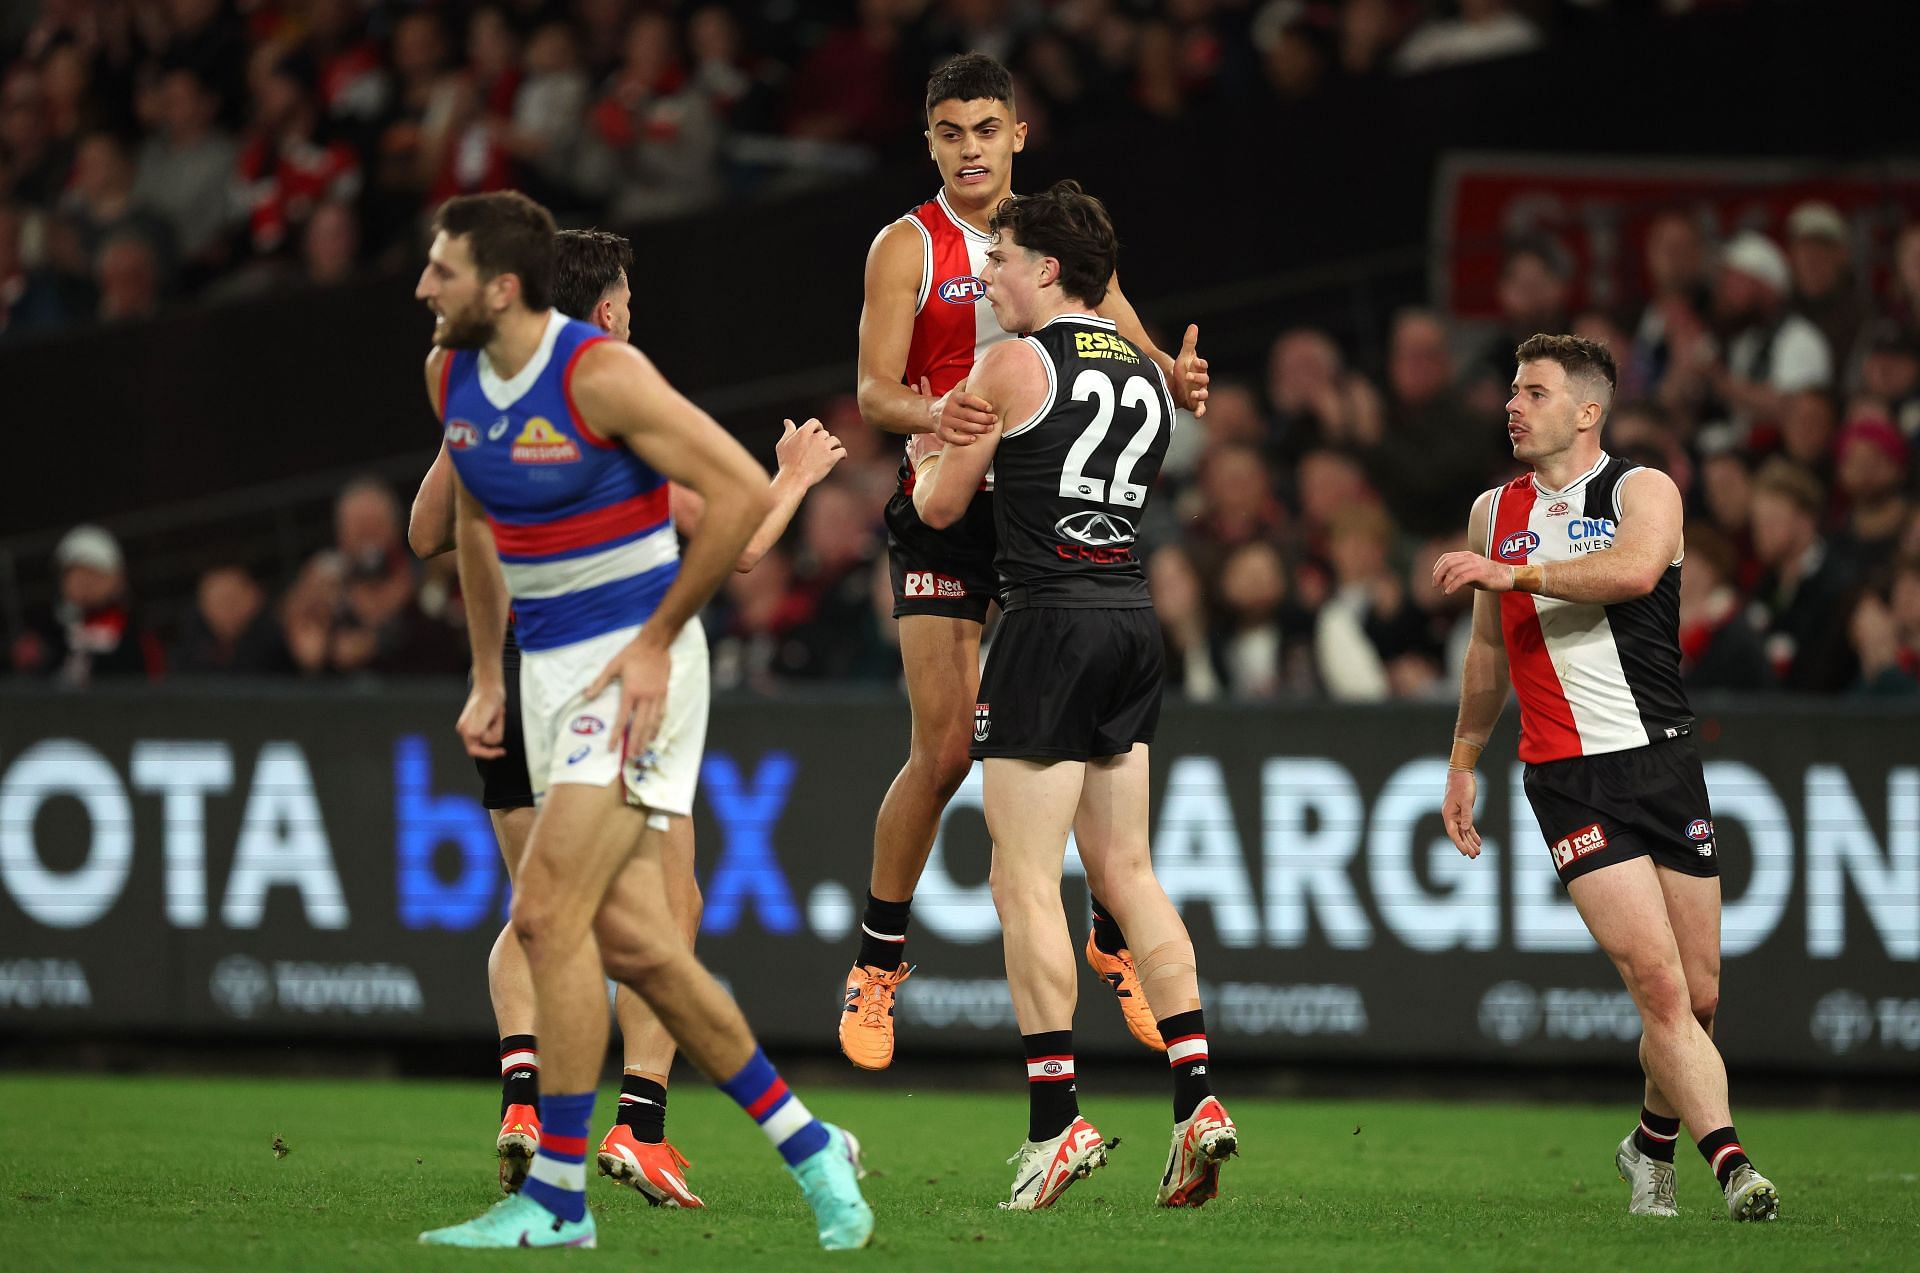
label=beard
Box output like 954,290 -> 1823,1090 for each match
433,300 -> 497,350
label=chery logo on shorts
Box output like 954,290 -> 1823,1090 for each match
1549,822 -> 1608,870
569,715 -> 606,736
1498,530 -> 1540,561
904,571 -> 967,599
937,275 -> 987,304
1686,819 -> 1714,841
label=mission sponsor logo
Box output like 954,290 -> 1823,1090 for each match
510,417 -> 581,464
1497,530 -> 1539,561
937,275 -> 987,304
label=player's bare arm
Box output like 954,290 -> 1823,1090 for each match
1098,273 -> 1209,418
569,340 -> 774,757
1442,489 -> 1512,859
453,468 -> 510,761
912,338 -> 1045,528
857,220 -> 997,440
669,418 -> 844,571
410,348 -> 458,558
1433,469 -> 1684,604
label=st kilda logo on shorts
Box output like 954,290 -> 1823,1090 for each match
974,702 -> 990,742
937,275 -> 987,304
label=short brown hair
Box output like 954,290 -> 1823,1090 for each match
988,179 -> 1117,308
1752,457 -> 1826,519
431,191 -> 557,311
926,52 -> 1013,116
552,228 -> 633,320
1514,332 -> 1617,404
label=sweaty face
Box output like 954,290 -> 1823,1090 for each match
415,231 -> 496,349
981,230 -> 1045,334
926,97 -> 1024,201
1505,359 -> 1589,464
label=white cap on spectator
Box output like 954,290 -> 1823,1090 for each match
54,524 -> 124,575
1785,201 -> 1847,243
1721,231 -> 1791,294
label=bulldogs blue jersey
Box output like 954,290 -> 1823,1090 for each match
440,310 -> 679,652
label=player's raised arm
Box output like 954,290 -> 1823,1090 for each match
666,417 -> 843,573
569,340 -> 773,755
454,468 -> 510,760
857,221 -> 996,439
1440,489 -> 1511,859
912,337 -> 1043,528
1098,273 -> 1209,417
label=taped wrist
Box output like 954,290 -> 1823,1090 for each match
1512,563 -> 1545,594
1448,737 -> 1483,772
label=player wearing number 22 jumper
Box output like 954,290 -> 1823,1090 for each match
910,180 -> 1238,1214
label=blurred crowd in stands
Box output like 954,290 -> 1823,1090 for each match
7,0 -> 1916,701
5,0 -> 1691,336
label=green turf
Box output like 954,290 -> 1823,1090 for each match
0,1074 -> 1914,1272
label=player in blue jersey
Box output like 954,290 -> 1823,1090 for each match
409,227 -> 844,1207
413,191 -> 871,1252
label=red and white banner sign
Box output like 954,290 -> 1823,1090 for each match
1433,153 -> 1920,319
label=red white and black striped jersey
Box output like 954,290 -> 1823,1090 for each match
893,189 -> 1015,494
1491,453 -> 1693,764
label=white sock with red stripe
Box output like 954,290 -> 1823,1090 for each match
1158,1010 -> 1212,1123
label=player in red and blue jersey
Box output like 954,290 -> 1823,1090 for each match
412,191 -> 871,1252
409,228 -> 843,1207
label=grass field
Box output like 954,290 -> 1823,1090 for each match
2,1074 -> 1916,1272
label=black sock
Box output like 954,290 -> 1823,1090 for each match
1633,1107 -> 1679,1164
1156,1010 -> 1213,1122
1697,1125 -> 1752,1188
499,1035 -> 539,1119
1088,895 -> 1125,956
857,893 -> 912,971
1023,1030 -> 1078,1142
617,1074 -> 668,1144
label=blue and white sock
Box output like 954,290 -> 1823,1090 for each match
520,1091 -> 593,1222
720,1048 -> 831,1166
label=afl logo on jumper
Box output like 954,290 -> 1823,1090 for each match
1498,530 -> 1540,561
511,417 -> 581,464
1055,510 -> 1137,547
937,275 -> 988,304
446,420 -> 479,450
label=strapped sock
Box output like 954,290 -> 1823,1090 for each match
857,893 -> 911,972
499,1035 -> 539,1119
1023,1030 -> 1078,1142
617,1073 -> 667,1144
1158,1010 -> 1213,1123
1633,1108 -> 1679,1164
1088,895 -> 1125,957
1697,1125 -> 1753,1188
520,1091 -> 593,1223
720,1048 -> 832,1166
